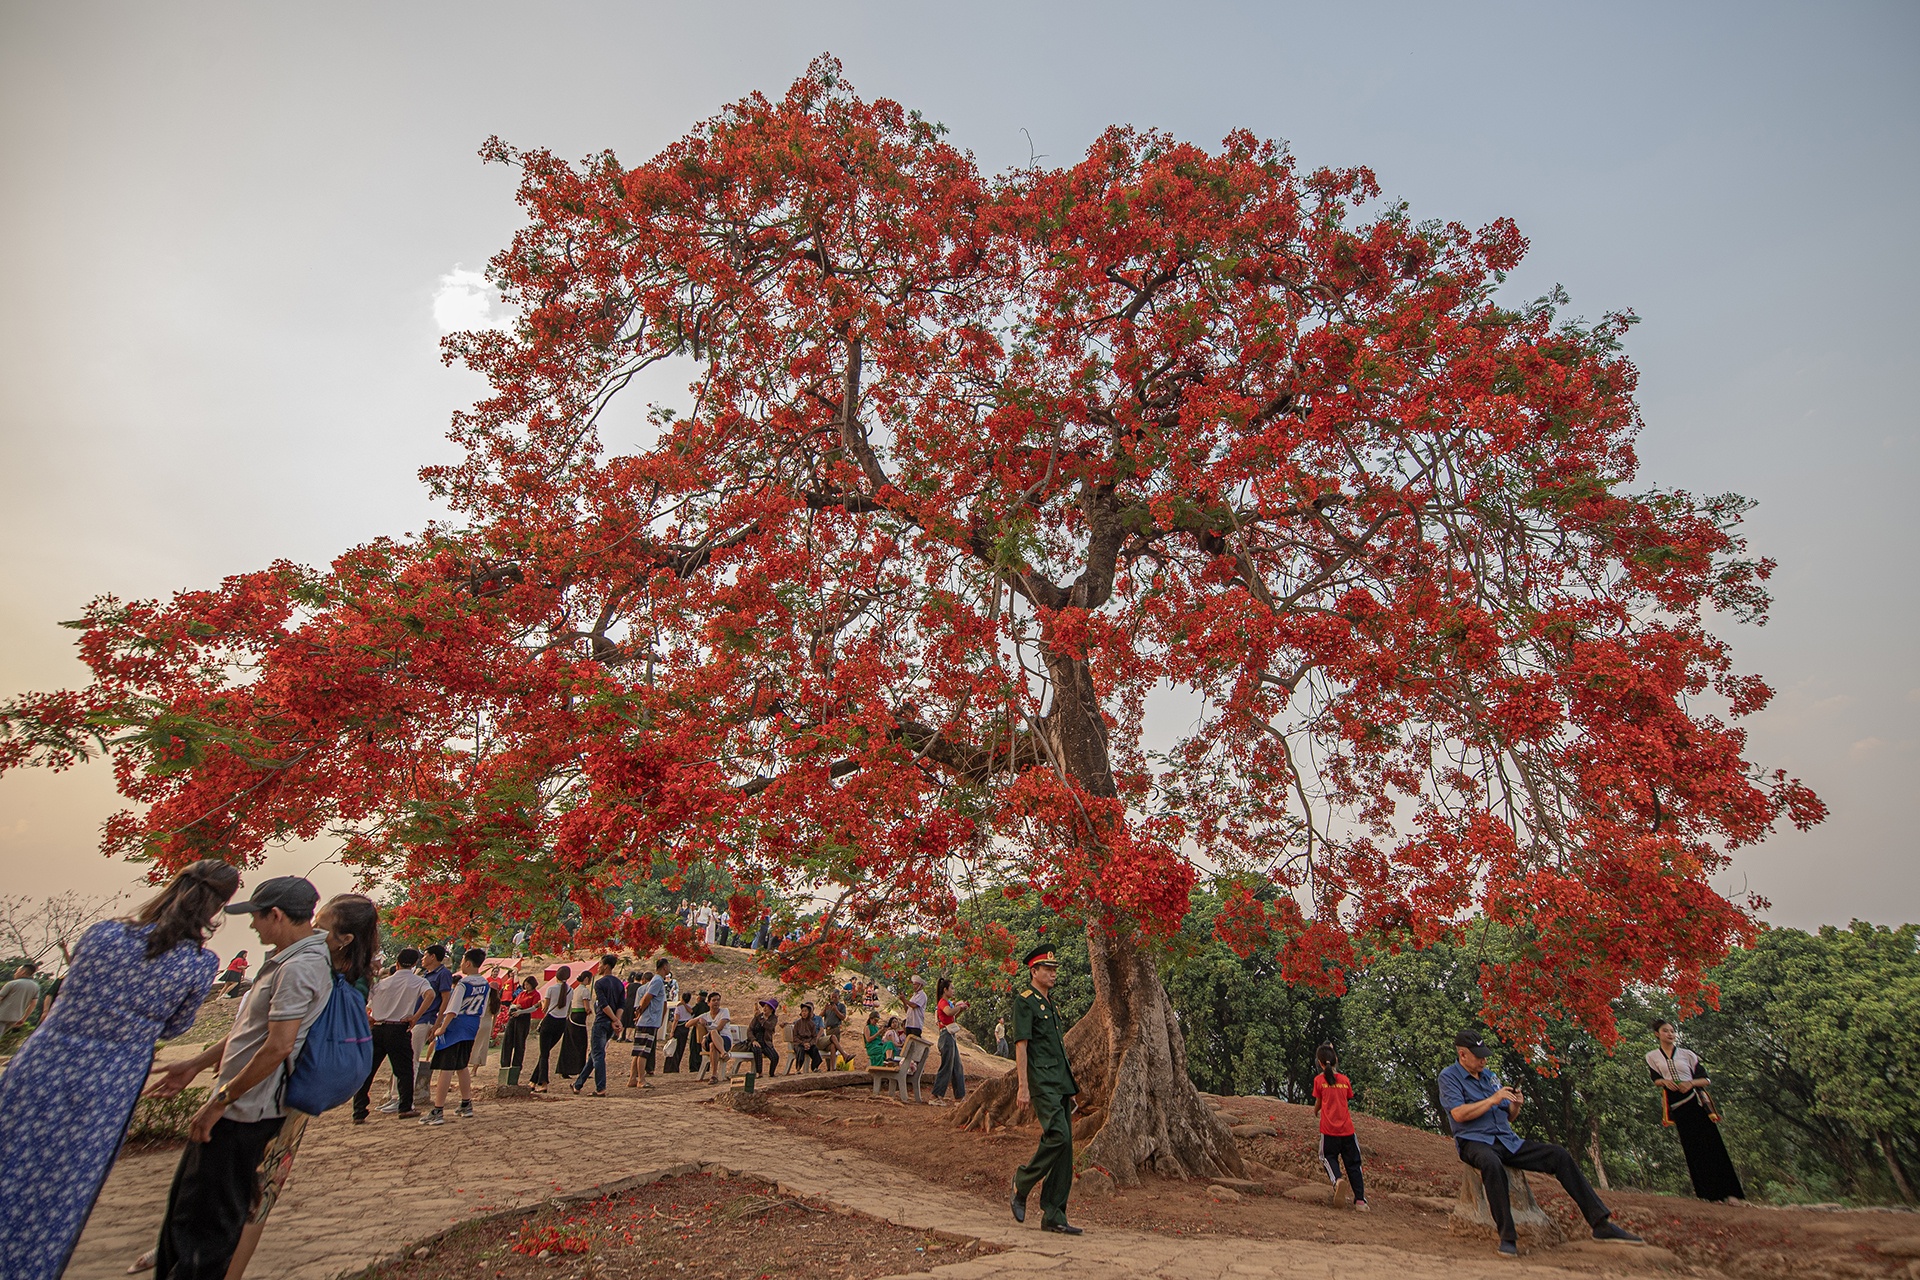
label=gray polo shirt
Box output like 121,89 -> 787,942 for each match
0,977 -> 40,1024
217,931 -> 333,1122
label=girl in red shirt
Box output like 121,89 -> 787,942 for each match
1312,1043 -> 1368,1210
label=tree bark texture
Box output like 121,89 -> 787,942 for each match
952,929 -> 1244,1184
1587,1116 -> 1610,1191
952,649 -> 1244,1183
1877,1130 -> 1915,1205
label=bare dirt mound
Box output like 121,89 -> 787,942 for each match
755,1073 -> 1920,1278
349,1169 -> 998,1280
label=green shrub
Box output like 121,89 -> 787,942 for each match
125,1086 -> 207,1145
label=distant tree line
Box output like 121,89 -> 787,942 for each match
914,887 -> 1916,1208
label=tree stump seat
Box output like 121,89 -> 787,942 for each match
1451,1163 -> 1564,1243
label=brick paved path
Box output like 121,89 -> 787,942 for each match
67,1075 -> 1611,1280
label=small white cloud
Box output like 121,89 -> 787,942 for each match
432,265 -> 510,334
1850,737 -> 1887,761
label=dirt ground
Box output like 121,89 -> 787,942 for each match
350,1169 -> 1001,1280
752,1070 -> 1920,1279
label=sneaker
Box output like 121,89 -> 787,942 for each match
1497,1240 -> 1518,1257
455,1101 -> 474,1119
351,1114 -> 367,1125
1592,1221 -> 1644,1245
1353,1199 -> 1371,1212
420,1108 -> 445,1126
395,1109 -> 419,1119
376,1100 -> 401,1114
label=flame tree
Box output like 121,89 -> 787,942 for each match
0,61 -> 1822,1181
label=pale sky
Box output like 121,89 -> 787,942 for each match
1,2 -> 1915,950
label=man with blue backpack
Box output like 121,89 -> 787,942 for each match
421,948 -> 492,1126
145,876 -> 334,1279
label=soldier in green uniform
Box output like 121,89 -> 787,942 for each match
1009,944 -> 1083,1234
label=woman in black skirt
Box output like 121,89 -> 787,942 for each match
1647,1019 -> 1745,1201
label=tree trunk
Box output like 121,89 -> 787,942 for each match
954,924 -> 1244,1185
1587,1116 -> 1610,1191
949,639 -> 1243,1182
1878,1130 -> 1916,1204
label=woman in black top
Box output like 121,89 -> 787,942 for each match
1647,1019 -> 1745,1201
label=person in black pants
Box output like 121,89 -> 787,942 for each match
500,976 -> 539,1075
1439,1029 -> 1644,1256
746,999 -> 781,1076
353,947 -> 432,1121
663,992 -> 694,1072
685,991 -> 711,1075
529,965 -> 571,1089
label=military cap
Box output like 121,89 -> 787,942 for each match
1023,944 -> 1060,969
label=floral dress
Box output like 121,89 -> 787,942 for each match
0,919 -> 218,1279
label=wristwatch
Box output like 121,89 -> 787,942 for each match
211,1084 -> 235,1107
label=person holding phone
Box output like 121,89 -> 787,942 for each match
1439,1029 -> 1642,1256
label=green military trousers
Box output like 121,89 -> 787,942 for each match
1014,1091 -> 1074,1226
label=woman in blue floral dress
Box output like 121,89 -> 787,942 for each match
0,859 -> 240,1279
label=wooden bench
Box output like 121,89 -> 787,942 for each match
867,1035 -> 931,1103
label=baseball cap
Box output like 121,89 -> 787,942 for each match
1455,1028 -> 1491,1057
223,875 -> 320,918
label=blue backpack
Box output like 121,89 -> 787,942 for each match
283,971 -> 374,1115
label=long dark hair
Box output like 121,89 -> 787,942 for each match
125,859 -> 241,960
320,894 -> 379,986
935,977 -> 952,1002
1316,1042 -> 1339,1086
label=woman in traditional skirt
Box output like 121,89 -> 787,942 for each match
0,860 -> 239,1280
1647,1019 -> 1746,1201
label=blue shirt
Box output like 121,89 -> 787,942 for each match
421,964 -> 454,1022
435,973 -> 491,1050
636,975 -> 667,1029
1438,1061 -> 1523,1151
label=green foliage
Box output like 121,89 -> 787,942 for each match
1683,922 -> 1920,1205
1161,892 -> 1341,1102
858,887 -> 1092,1051
125,1086 -> 208,1145
853,882 -> 1917,1207
1342,940 -> 1483,1129
1338,927 -> 1685,1194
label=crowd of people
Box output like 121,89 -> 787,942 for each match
0,863 -> 1750,1276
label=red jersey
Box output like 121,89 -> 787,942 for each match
1312,1071 -> 1355,1136
936,996 -> 956,1029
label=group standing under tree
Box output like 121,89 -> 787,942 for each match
0,856 -> 1767,1277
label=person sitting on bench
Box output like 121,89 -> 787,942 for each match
880,1016 -> 904,1063
788,1001 -> 822,1072
1439,1029 -> 1643,1257
745,998 -> 781,1076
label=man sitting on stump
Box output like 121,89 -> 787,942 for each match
1439,1029 -> 1643,1256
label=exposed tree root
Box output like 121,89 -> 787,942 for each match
953,926 -> 1243,1186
